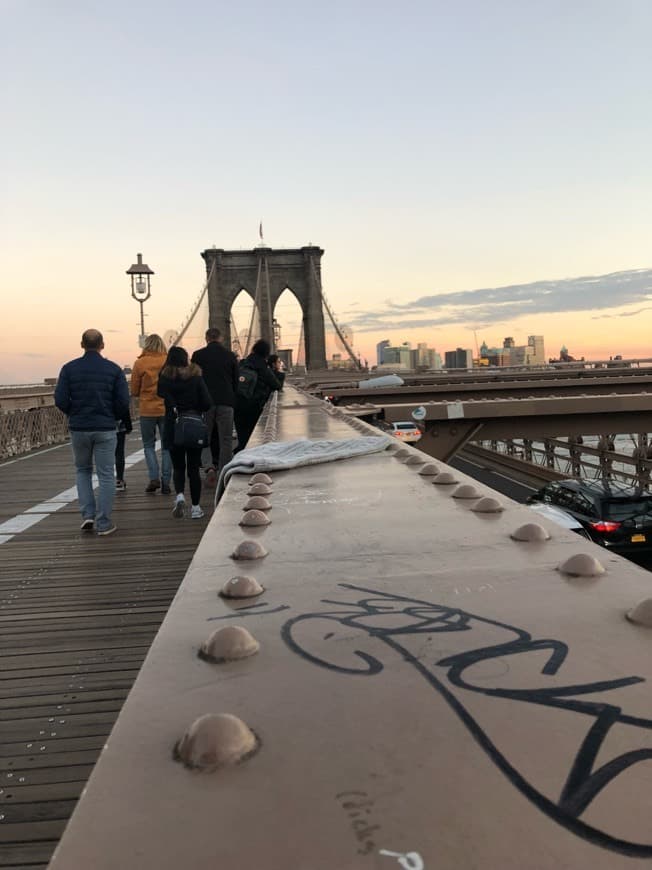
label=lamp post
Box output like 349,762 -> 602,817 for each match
126,253 -> 154,347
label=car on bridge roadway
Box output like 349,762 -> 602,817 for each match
391,421 -> 422,443
527,479 -> 652,556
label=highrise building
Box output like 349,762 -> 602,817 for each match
444,348 -> 473,369
376,340 -> 390,366
382,342 -> 412,368
526,335 -> 545,365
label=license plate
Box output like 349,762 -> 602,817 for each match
631,534 -> 646,543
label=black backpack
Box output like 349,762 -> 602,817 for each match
236,364 -> 258,400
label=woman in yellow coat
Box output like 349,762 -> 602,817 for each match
130,334 -> 171,493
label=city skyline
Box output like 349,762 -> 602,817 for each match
2,1 -> 652,382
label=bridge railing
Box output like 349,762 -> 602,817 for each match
478,436 -> 652,489
0,406 -> 69,460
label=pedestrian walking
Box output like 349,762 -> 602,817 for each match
191,327 -> 239,485
234,339 -> 282,452
115,407 -> 133,491
157,346 -> 212,519
130,334 -> 172,493
54,329 -> 130,536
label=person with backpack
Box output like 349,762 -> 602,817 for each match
234,339 -> 282,452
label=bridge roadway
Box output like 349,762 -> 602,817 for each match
25,386 -> 650,869
0,435 -> 211,868
346,393 -> 652,463
322,368 -> 652,406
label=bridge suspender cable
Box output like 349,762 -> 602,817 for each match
172,258 -> 216,346
264,256 -> 275,353
310,256 -> 362,370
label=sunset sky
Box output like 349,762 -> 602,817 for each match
2,0 -> 652,382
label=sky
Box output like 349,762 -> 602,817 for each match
2,0 -> 652,382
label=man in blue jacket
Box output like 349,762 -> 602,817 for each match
55,329 -> 130,536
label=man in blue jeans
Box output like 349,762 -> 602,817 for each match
55,329 -> 130,536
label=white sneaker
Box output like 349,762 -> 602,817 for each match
191,505 -> 204,519
172,495 -> 185,519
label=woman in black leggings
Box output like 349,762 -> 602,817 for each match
157,346 -> 212,519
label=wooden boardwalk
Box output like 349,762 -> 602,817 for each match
0,436 -> 210,869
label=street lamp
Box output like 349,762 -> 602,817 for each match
126,252 -> 154,347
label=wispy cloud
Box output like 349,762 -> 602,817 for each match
591,306 -> 652,320
345,269 -> 652,333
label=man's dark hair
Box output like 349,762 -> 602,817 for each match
205,328 -> 221,342
81,329 -> 103,350
252,339 -> 270,357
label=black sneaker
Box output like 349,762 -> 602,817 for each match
116,480 -> 126,491
97,524 -> 117,537
80,519 -> 94,532
161,482 -> 171,494
145,480 -> 160,493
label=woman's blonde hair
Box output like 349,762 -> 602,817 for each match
143,333 -> 167,354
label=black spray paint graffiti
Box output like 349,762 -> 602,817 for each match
281,584 -> 652,858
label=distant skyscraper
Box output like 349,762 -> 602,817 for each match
382,343 -> 412,368
376,339 -> 390,366
445,348 -> 473,369
527,335 -> 545,365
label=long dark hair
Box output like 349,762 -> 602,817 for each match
161,346 -> 199,379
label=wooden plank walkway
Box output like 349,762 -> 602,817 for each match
0,436 -> 210,868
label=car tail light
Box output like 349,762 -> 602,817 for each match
590,521 -> 621,533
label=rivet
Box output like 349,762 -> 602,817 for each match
471,496 -> 504,513
432,472 -> 458,486
248,483 -> 273,496
219,575 -> 264,598
174,713 -> 259,772
626,598 -> 652,626
243,496 -> 272,511
418,463 -> 440,476
394,448 -> 411,459
452,484 -> 481,499
558,553 -> 605,577
404,455 -> 425,467
199,626 -> 260,663
231,540 -> 268,560
510,522 -> 550,542
250,473 -> 273,485
239,509 -> 271,527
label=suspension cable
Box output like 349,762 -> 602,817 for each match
173,258 -> 216,346
309,256 -> 361,369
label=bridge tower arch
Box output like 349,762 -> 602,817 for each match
201,245 -> 327,369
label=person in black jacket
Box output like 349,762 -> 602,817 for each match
157,346 -> 212,519
268,354 -> 286,389
234,339 -> 281,452
191,327 -> 239,484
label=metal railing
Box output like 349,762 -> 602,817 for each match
0,406 -> 69,460
477,436 -> 652,489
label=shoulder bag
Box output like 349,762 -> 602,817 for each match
173,409 -> 208,449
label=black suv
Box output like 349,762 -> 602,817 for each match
527,479 -> 652,556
